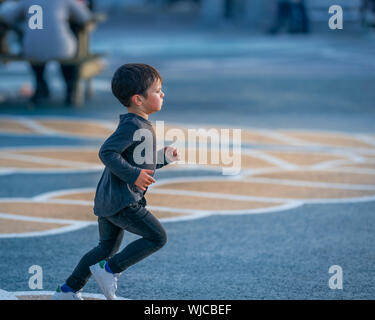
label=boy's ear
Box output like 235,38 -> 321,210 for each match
131,94 -> 143,106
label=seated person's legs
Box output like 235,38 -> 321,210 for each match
30,63 -> 50,103
60,64 -> 79,105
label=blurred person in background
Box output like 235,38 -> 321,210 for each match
77,0 -> 94,11
361,0 -> 375,27
0,0 -> 92,105
268,0 -> 309,34
289,0 -> 309,33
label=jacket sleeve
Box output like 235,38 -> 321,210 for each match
99,123 -> 142,185
68,0 -> 92,25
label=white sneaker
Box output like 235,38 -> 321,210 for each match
90,260 -> 120,300
52,286 -> 83,300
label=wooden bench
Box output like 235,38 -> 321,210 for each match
0,13 -> 107,106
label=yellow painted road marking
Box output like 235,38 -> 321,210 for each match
0,218 -> 68,233
38,120 -> 114,138
0,120 -> 35,134
263,151 -> 346,166
0,202 -> 95,221
156,180 -> 375,199
251,170 -> 375,185
0,157 -> 69,169
12,149 -> 100,165
281,130 -> 375,149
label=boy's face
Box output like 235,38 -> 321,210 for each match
141,79 -> 164,114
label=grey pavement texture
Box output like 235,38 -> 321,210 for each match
0,14 -> 374,299
1,200 -> 374,299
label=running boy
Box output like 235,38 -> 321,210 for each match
53,63 -> 179,300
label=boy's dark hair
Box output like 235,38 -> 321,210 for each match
111,63 -> 162,107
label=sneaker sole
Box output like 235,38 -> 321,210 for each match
90,264 -> 116,300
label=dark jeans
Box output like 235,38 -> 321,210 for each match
65,198 -> 167,291
30,63 -> 79,104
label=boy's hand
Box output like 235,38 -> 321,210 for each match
134,169 -> 155,191
164,146 -> 180,163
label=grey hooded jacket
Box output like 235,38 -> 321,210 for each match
0,0 -> 92,61
94,113 -> 169,217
